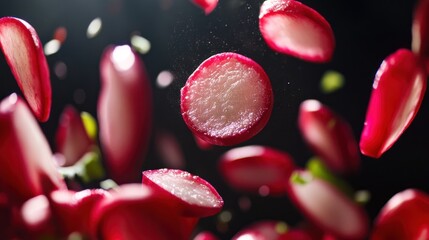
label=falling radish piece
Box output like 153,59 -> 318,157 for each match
142,169 -> 224,217
298,99 -> 360,175
0,17 -> 52,122
259,0 -> 335,63
193,231 -> 219,240
287,170 -> 369,240
412,0 -> 429,72
218,145 -> 296,195
231,220 -> 313,240
191,0 -> 218,15
359,49 -> 427,158
180,52 -> 273,146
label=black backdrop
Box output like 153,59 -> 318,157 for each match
0,0 -> 425,239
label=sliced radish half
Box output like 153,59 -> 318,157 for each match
191,0 -> 218,15
359,49 -> 427,158
412,0 -> 429,71
259,0 -> 335,63
287,170 -> 368,240
218,145 -> 296,195
142,169 -> 224,217
180,52 -> 273,146
0,17 -> 51,122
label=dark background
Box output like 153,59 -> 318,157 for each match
0,0 -> 426,239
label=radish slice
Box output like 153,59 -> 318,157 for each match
298,100 -> 360,175
55,105 -> 94,166
0,17 -> 51,122
191,0 -> 218,15
371,189 -> 429,240
287,170 -> 369,240
359,49 -> 427,158
218,145 -> 296,195
142,169 -> 224,217
180,52 -> 273,146
0,94 -> 65,203
412,0 -> 429,72
98,45 -> 153,184
232,220 -> 313,240
259,0 -> 335,63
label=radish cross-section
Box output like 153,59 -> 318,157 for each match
180,52 -> 273,146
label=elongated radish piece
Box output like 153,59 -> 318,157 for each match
0,94 -> 65,203
55,105 -> 94,166
181,52 -> 273,146
142,169 -> 224,217
191,0 -> 218,15
412,0 -> 429,72
371,189 -> 429,240
298,100 -> 360,174
287,170 -> 368,240
98,45 -> 152,183
232,220 -> 312,240
259,0 -> 335,63
0,17 -> 51,122
218,145 -> 296,195
359,49 -> 427,158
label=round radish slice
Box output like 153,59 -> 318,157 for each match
180,52 -> 273,146
142,169 -> 224,217
218,145 -> 296,195
287,170 -> 368,240
259,0 -> 335,63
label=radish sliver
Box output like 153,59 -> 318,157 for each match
412,0 -> 429,72
259,0 -> 335,63
191,0 -> 218,15
180,52 -> 273,146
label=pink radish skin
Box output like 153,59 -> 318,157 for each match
232,220 -> 313,240
259,0 -> 335,63
218,145 -> 296,195
0,17 -> 51,122
412,0 -> 429,72
181,52 -> 273,146
19,195 -> 56,238
0,94 -> 65,203
359,49 -> 427,158
298,100 -> 360,175
142,169 -> 224,217
98,45 -> 153,184
371,189 -> 429,240
55,105 -> 94,166
191,0 -> 218,15
287,170 -> 369,240
193,231 -> 220,240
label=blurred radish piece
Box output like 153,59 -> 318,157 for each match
155,131 -> 186,169
194,134 -> 214,150
412,0 -> 429,72
231,220 -> 313,240
20,195 -> 56,238
193,231 -> 220,240
191,0 -> 218,15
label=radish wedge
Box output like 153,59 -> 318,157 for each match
359,49 -> 427,158
287,170 -> 368,240
0,17 -> 51,122
180,52 -> 273,146
259,0 -> 335,63
142,169 -> 224,217
298,100 -> 360,174
191,0 -> 218,15
232,220 -> 312,240
218,145 -> 296,195
412,0 -> 429,72
0,94 -> 65,203
371,189 -> 429,240
98,45 -> 153,184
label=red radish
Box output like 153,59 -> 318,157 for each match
232,220 -> 313,240
0,94 -> 65,203
55,105 -> 94,166
91,184 -> 198,240
98,45 -> 152,184
371,189 -> 429,240
259,0 -> 335,63
155,131 -> 186,169
287,170 -> 368,240
218,145 -> 296,195
0,17 -> 51,122
359,49 -> 427,158
194,231 -> 219,240
180,52 -> 273,146
20,195 -> 55,237
298,100 -> 360,175
142,168 -> 224,217
412,0 -> 429,72
191,0 -> 218,15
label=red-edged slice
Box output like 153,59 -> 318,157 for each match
142,169 -> 224,217
287,170 -> 368,240
0,17 -> 51,122
232,220 -> 313,240
0,94 -> 65,203
191,0 -> 218,15
218,145 -> 296,195
359,49 -> 427,158
298,100 -> 360,175
371,189 -> 429,240
259,0 -> 335,63
412,0 -> 429,72
181,52 -> 273,146
98,45 -> 153,183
